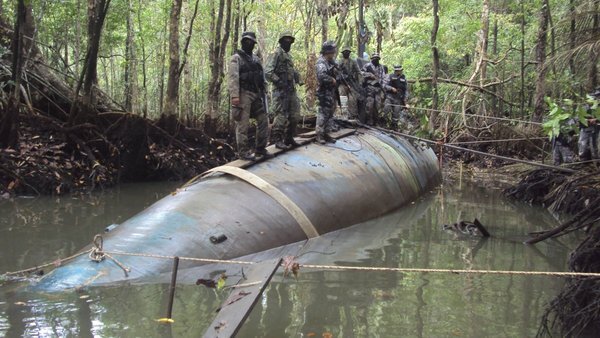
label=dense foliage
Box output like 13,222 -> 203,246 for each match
1,0 -> 598,130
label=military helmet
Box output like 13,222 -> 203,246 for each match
393,65 -> 404,71
321,40 -> 337,54
370,53 -> 381,60
278,31 -> 295,43
241,31 -> 257,43
341,46 -> 352,53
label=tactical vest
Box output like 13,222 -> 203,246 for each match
272,49 -> 296,90
389,75 -> 407,93
237,50 -> 264,93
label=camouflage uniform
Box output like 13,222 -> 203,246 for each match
228,48 -> 268,156
362,56 -> 387,125
383,67 -> 409,130
337,48 -> 365,121
264,34 -> 301,145
316,43 -> 339,140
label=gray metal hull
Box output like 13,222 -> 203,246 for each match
34,129 -> 440,291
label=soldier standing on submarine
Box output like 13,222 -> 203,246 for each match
227,32 -> 271,161
265,32 -> 303,150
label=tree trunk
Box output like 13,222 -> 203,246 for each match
231,0 -> 240,53
569,0 -> 576,79
0,0 -> 33,149
158,18 -> 167,115
204,0 -> 232,136
304,0 -> 316,109
137,0 -> 148,117
74,0 -> 82,81
256,0 -> 266,61
357,0 -> 366,59
82,0 -> 111,104
533,0 -> 550,122
588,0 -> 600,91
124,0 -> 138,113
161,0 -> 182,132
375,19 -> 383,54
182,0 -> 193,121
431,0 -> 440,125
479,0 -> 490,87
520,0 -> 526,118
319,0 -> 328,44
70,0 -> 111,124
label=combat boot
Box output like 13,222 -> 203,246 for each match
285,137 -> 301,148
316,134 -> 327,145
240,150 -> 256,161
254,147 -> 273,161
324,133 -> 337,144
275,140 -> 291,150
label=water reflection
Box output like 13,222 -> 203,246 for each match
1,181 -> 574,337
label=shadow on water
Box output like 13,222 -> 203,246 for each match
0,181 -> 577,337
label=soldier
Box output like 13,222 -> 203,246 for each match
265,32 -> 302,150
316,41 -> 339,144
227,31 -> 270,161
383,65 -> 409,130
337,46 -> 365,122
362,53 -> 386,125
577,89 -> 600,161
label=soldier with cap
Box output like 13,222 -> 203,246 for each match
337,46 -> 365,122
265,31 -> 302,150
383,65 -> 409,130
227,31 -> 270,161
315,41 -> 340,144
362,53 -> 387,125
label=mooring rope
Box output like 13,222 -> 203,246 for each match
5,246 -> 600,279
385,103 -> 543,126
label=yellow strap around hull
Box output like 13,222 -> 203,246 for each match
203,165 -> 319,239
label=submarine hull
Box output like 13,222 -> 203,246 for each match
35,129 -> 440,291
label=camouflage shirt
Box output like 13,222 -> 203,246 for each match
362,62 -> 387,87
338,57 -> 363,86
264,46 -> 300,91
316,56 -> 338,96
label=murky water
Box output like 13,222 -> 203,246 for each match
0,180 -> 578,337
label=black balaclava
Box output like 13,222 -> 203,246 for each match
280,40 -> 293,53
241,39 -> 255,55
372,58 -> 380,67
342,51 -> 351,59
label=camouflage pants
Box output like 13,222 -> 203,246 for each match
339,85 -> 358,120
383,100 -> 407,130
232,90 -> 268,154
271,89 -> 301,142
552,141 -> 574,166
316,95 -> 336,136
578,128 -> 598,161
365,90 -> 384,126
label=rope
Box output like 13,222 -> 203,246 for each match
448,137 -> 547,145
3,250 -> 91,276
5,247 -> 600,279
362,125 -> 577,174
298,264 -> 600,278
88,234 -> 131,276
387,104 -> 543,126
89,234 -> 105,262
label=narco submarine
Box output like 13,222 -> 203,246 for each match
34,127 -> 441,291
